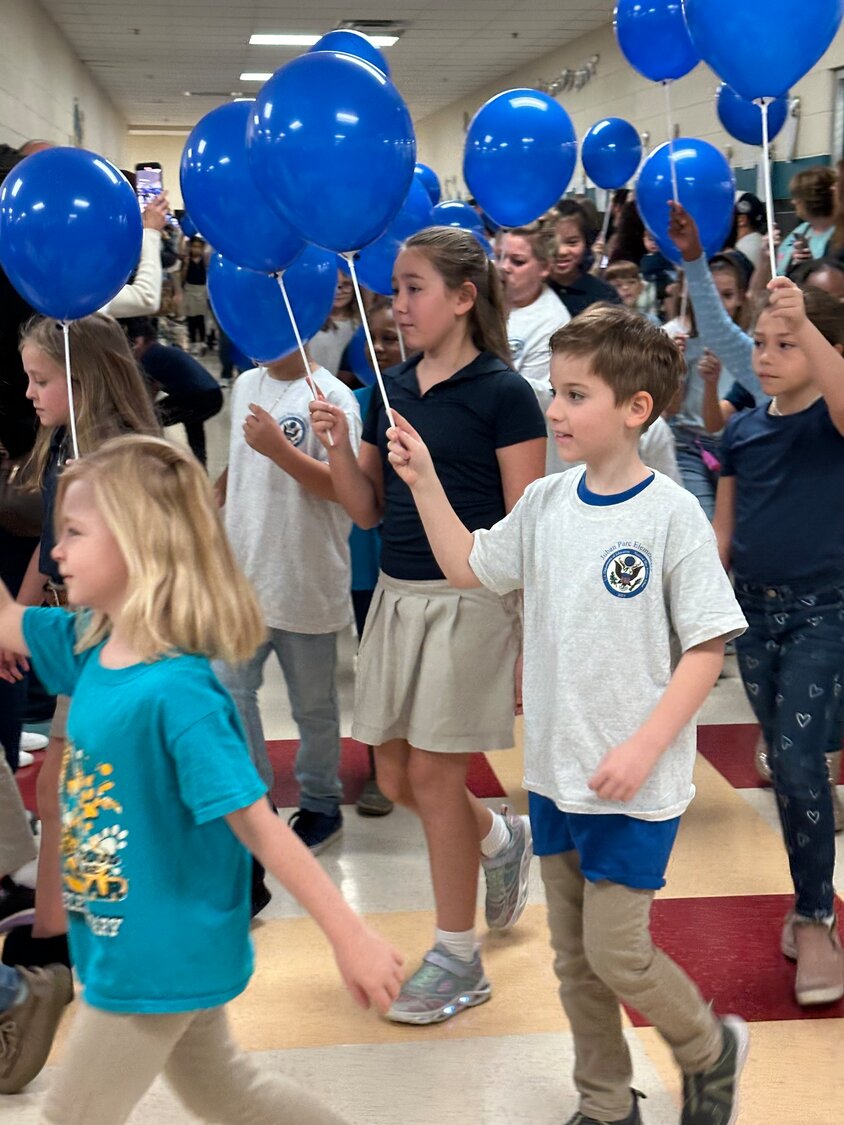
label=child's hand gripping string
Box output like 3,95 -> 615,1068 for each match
667,201 -> 703,262
386,412 -> 435,490
766,275 -> 808,333
243,403 -> 286,459
308,387 -> 351,450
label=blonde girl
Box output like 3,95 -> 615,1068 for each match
309,226 -> 547,1025
2,313 -> 159,971
0,435 -> 402,1122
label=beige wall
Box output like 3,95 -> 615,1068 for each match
416,21 -> 844,198
125,133 -> 192,209
0,0 -> 126,165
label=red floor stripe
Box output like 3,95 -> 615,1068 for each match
697,723 -> 768,790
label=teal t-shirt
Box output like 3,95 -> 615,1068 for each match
22,607 -> 267,1014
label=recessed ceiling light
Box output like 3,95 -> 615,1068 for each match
249,32 -> 398,47
240,73 -> 272,82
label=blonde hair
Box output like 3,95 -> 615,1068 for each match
21,314 -> 160,489
504,220 -> 558,265
403,226 -> 512,365
56,435 -> 265,663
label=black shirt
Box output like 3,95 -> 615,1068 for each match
362,352 -> 546,580
548,272 -> 622,318
39,428 -> 68,583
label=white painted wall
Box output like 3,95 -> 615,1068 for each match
415,21 -> 844,197
0,0 -> 126,165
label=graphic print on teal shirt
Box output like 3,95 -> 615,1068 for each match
61,740 -> 129,938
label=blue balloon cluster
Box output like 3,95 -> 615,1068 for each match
716,85 -> 789,147
414,163 -> 441,206
684,0 -> 843,102
614,0 -> 699,83
636,138 -> 736,265
208,244 -> 336,364
308,29 -> 391,77
0,147 -> 142,320
354,177 -> 434,296
464,90 -> 577,227
582,118 -> 642,190
431,200 -> 485,234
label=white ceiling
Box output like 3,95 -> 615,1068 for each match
40,0 -> 614,128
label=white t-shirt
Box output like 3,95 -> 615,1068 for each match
507,286 -> 570,476
735,231 -> 763,269
308,319 -> 357,377
469,470 -> 746,820
639,417 -> 682,484
225,366 -> 361,633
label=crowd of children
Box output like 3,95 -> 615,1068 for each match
0,170 -> 842,1125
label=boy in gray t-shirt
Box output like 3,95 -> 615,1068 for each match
386,305 -> 748,1125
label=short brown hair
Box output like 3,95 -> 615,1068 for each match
504,220 -> 557,265
549,304 -> 684,429
790,166 -> 835,220
604,261 -> 641,285
754,285 -> 844,349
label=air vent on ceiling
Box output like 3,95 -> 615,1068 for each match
336,19 -> 408,36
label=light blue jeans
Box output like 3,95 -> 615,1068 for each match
214,630 -> 342,816
0,963 -> 21,1011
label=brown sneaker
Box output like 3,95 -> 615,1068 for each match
792,920 -> 844,1006
0,964 -> 73,1094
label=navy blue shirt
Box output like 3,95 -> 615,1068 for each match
548,272 -> 622,318
362,352 -> 546,580
141,343 -> 220,397
39,428 -> 68,583
724,380 -> 756,413
720,398 -> 844,584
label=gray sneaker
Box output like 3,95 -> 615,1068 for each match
386,944 -> 491,1025
565,1089 -> 645,1125
681,1016 -> 749,1125
481,807 -> 533,930
0,964 -> 74,1094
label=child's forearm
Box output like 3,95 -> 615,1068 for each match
794,319 -> 844,431
0,577 -> 28,656
701,381 -> 725,434
327,444 -> 382,529
637,638 -> 724,755
411,475 -> 479,588
18,545 -> 47,607
268,439 -> 338,503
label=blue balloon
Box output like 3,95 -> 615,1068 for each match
0,147 -> 142,321
636,138 -> 736,266
346,324 -> 375,387
181,101 -> 304,274
248,52 -> 416,254
308,29 -> 390,77
716,85 -> 789,146
614,0 -> 699,83
207,244 -> 336,364
179,213 -> 198,239
684,0 -> 843,101
581,118 -> 643,190
430,200 -> 485,233
354,178 -> 434,295
464,90 -> 577,227
414,163 -> 441,205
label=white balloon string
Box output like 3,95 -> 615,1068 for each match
61,322 -> 80,460
663,81 -> 680,204
273,272 -> 332,444
344,254 -> 394,424
397,323 -> 407,363
758,98 -> 778,277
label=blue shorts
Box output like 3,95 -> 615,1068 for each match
528,792 -> 681,890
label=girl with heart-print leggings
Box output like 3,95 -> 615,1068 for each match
712,277 -> 844,1009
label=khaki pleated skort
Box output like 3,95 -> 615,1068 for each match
351,572 -> 520,753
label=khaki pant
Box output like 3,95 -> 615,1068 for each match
41,999 -> 350,1125
541,852 -> 722,1122
0,753 -> 36,877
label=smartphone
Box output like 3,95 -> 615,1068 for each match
134,162 -> 163,211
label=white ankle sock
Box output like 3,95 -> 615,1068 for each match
479,811 -> 510,858
434,927 -> 476,963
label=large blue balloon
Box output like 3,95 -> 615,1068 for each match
636,138 -> 736,266
464,90 -> 577,228
308,29 -> 391,77
0,147 -> 142,320
179,213 -> 199,239
414,163 -> 441,205
581,118 -> 643,189
354,177 -> 434,296
181,101 -> 304,274
248,52 -> 416,254
430,200 -> 485,234
684,0 -> 843,101
207,244 -> 336,364
346,324 -> 375,387
614,0 -> 699,83
716,85 -> 789,146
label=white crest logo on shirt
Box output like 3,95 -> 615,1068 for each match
278,414 -> 306,446
602,548 -> 650,599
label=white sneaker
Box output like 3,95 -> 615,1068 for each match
17,750 -> 34,768
20,732 -> 48,752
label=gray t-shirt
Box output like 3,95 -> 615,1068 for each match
469,470 -> 746,820
225,366 -> 361,633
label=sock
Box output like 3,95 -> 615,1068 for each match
435,927 -> 476,963
480,811 -> 510,858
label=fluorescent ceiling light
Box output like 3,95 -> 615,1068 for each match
240,72 -> 272,81
249,33 -> 398,47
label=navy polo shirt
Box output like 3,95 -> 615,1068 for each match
724,380 -> 756,413
720,398 -> 844,584
362,351 -> 546,580
548,273 -> 622,318
141,343 -> 220,398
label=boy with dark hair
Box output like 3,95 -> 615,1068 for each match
386,304 -> 749,1125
